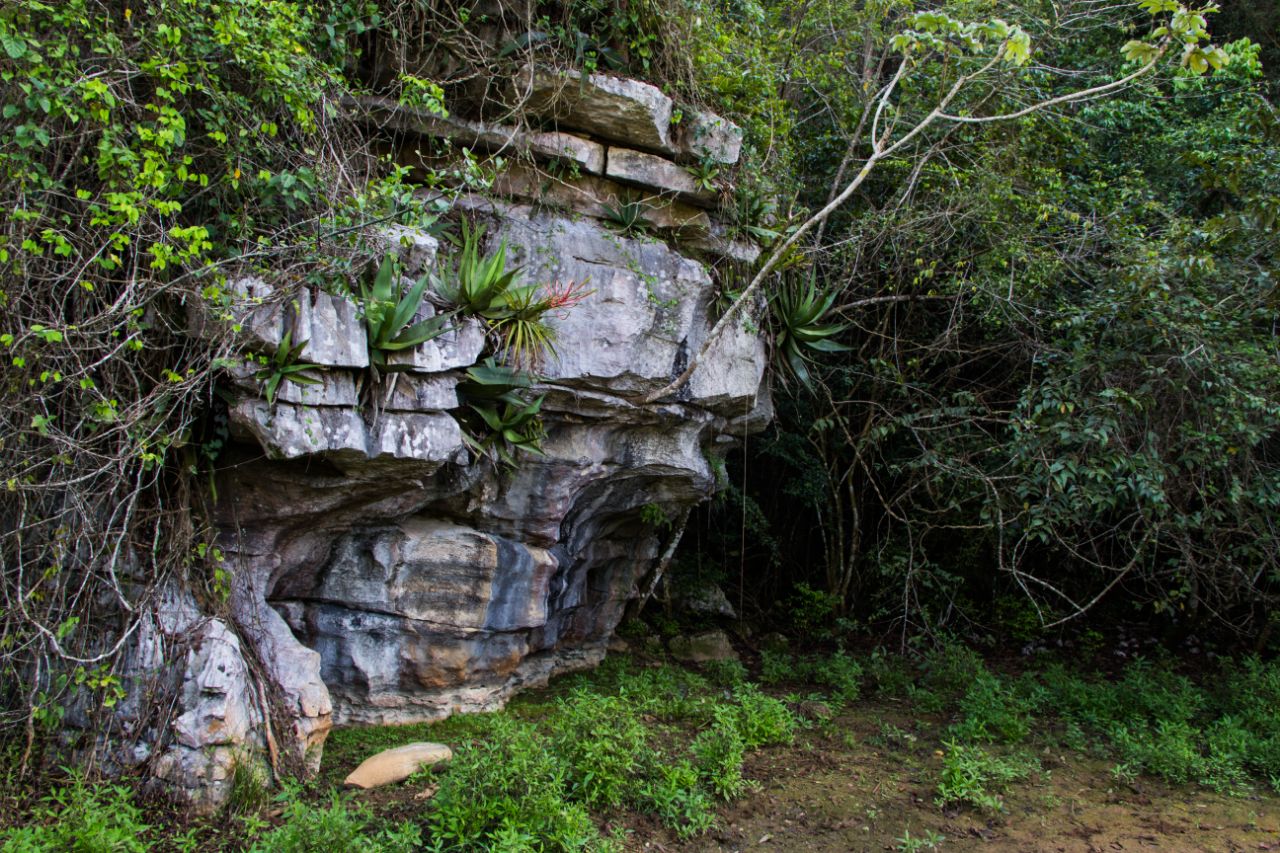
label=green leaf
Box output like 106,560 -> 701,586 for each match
1121,40 -> 1160,65
3,36 -> 27,59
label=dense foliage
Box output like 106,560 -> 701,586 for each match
679,0 -> 1280,641
0,0 -> 445,751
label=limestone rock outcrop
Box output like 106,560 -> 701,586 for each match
140,68 -> 769,809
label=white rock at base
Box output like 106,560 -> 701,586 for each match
344,742 -> 453,789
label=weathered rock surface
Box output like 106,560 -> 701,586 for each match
677,110 -> 744,165
344,742 -> 452,789
144,74 -> 769,809
360,97 -> 607,175
516,66 -> 677,156
675,581 -> 738,619
149,616 -> 267,809
605,147 -> 719,207
487,165 -> 713,238
669,630 -> 739,663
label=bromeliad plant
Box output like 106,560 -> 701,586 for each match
490,277 -> 593,370
435,220 -> 524,319
456,358 -> 548,467
358,254 -> 454,381
601,199 -> 651,236
771,274 -> 850,388
253,329 -> 321,407
438,220 -> 592,369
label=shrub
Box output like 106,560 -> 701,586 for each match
614,664 -> 715,722
1109,720 -> 1206,786
935,743 -> 1036,812
731,684 -> 796,748
425,716 -> 604,852
638,760 -> 715,839
0,776 -> 150,853
246,789 -> 419,853
549,690 -> 650,810
759,648 -> 793,685
919,641 -> 985,699
692,709 -> 749,800
703,658 -> 748,687
864,648 -> 916,699
948,670 -> 1035,745
811,651 -> 863,704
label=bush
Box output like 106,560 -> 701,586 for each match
692,709 -> 750,800
1109,720 -> 1206,786
613,664 -> 716,722
810,651 -> 863,704
703,658 -> 748,688
549,690 -> 650,809
731,684 -> 796,748
425,716 -> 604,852
0,776 -> 150,853
638,761 -> 715,839
935,743 -> 1036,812
247,789 -> 419,853
948,670 -> 1037,745
759,648 -> 793,685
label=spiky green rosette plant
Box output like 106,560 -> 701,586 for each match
437,220 -> 592,369
456,358 -> 547,467
771,274 -> 850,388
358,253 -> 454,381
253,329 -> 320,407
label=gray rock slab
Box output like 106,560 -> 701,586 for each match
677,109 -> 744,165
381,373 -> 459,412
292,289 -> 368,369
378,225 -> 440,276
228,400 -> 463,465
605,147 -> 718,207
490,165 -> 712,238
670,630 -> 739,663
226,361 -> 358,408
515,65 -> 676,156
358,97 -> 606,174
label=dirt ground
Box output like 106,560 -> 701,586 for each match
317,691 -> 1280,853
615,699 -> 1280,853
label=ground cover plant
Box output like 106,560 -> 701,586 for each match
4,641 -> 1279,850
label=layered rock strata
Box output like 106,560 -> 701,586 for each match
142,69 -> 769,808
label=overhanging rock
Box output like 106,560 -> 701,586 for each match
144,73 -> 769,810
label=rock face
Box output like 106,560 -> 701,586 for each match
669,630 -> 739,663
140,71 -> 769,809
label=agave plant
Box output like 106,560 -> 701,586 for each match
456,358 -> 547,467
457,357 -> 537,405
435,219 -> 525,320
438,220 -> 593,369
254,329 -> 320,406
731,187 -> 782,245
684,156 -> 721,193
771,274 -> 850,388
601,199 -> 650,236
359,253 -> 454,379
